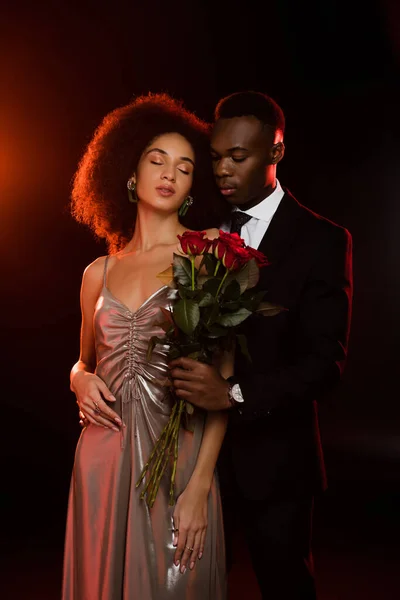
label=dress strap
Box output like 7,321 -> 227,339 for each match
103,255 -> 110,288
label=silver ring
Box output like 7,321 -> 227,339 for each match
93,401 -> 101,415
185,545 -> 194,552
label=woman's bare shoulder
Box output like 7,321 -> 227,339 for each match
82,255 -> 109,287
204,227 -> 220,240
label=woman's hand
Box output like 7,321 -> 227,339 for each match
71,370 -> 122,431
172,485 -> 208,573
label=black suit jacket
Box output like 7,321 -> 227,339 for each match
219,189 -> 353,501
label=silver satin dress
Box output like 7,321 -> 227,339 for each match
62,258 -> 226,600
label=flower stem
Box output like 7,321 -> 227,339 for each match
169,399 -> 185,505
191,256 -> 195,291
213,260 -> 221,276
136,401 -> 178,495
136,394 -> 187,508
215,268 -> 229,298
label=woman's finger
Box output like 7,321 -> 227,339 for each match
85,406 -> 121,431
81,412 -> 103,427
179,531 -> 196,574
89,395 -> 122,427
98,381 -> 117,404
80,392 -> 121,426
199,528 -> 206,560
173,525 -> 187,567
188,529 -> 203,570
172,515 -> 179,548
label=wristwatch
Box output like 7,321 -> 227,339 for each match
226,376 -> 244,408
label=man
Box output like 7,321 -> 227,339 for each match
169,91 -> 353,599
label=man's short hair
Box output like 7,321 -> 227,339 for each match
214,91 -> 285,135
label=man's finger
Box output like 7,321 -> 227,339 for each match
169,357 -> 198,370
172,379 -> 199,392
169,368 -> 202,382
175,388 -> 192,400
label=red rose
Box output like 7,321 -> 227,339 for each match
245,246 -> 270,268
212,231 -> 245,261
223,245 -> 252,270
178,230 -> 212,256
212,237 -> 251,271
218,230 -> 246,248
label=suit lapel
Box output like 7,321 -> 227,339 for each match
256,189 -> 305,291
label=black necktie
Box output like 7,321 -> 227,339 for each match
230,211 -> 252,235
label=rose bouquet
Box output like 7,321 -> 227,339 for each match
136,230 -> 283,508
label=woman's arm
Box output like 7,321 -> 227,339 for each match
70,257 -> 122,430
173,349 -> 233,573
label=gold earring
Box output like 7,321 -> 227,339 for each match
127,178 -> 138,203
178,195 -> 194,217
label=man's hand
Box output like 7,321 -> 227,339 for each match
169,357 -> 231,411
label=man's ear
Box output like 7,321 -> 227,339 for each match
271,142 -> 285,165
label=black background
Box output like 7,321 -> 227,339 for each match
1,1 -> 400,597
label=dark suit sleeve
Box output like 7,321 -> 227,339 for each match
234,225 -> 353,422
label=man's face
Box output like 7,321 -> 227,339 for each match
210,116 -> 274,207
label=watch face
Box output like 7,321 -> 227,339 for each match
231,383 -> 244,403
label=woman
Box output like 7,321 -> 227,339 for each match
62,93 -> 231,599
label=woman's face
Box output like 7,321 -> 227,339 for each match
134,132 -> 195,214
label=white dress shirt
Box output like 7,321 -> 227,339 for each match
221,179 -> 285,249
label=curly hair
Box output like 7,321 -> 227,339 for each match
71,93 -> 230,253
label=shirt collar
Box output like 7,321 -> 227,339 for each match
233,179 -> 285,223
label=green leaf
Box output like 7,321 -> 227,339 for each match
153,320 -> 172,333
223,300 -> 241,312
185,402 -> 194,415
178,283 -> 199,299
146,336 -> 166,361
223,279 -> 241,301
236,333 -> 252,363
183,411 -> 195,432
173,254 -> 194,286
172,298 -> 200,335
202,277 -> 222,297
202,302 -> 220,326
205,323 -> 229,338
203,253 -> 218,275
198,292 -> 215,307
241,290 -> 267,311
217,307 -> 252,327
168,346 -> 181,360
197,274 -> 211,287
179,342 -> 202,355
256,302 -> 288,317
246,259 -> 260,289
227,258 -> 260,293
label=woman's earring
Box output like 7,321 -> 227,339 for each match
178,195 -> 194,217
127,178 -> 138,203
